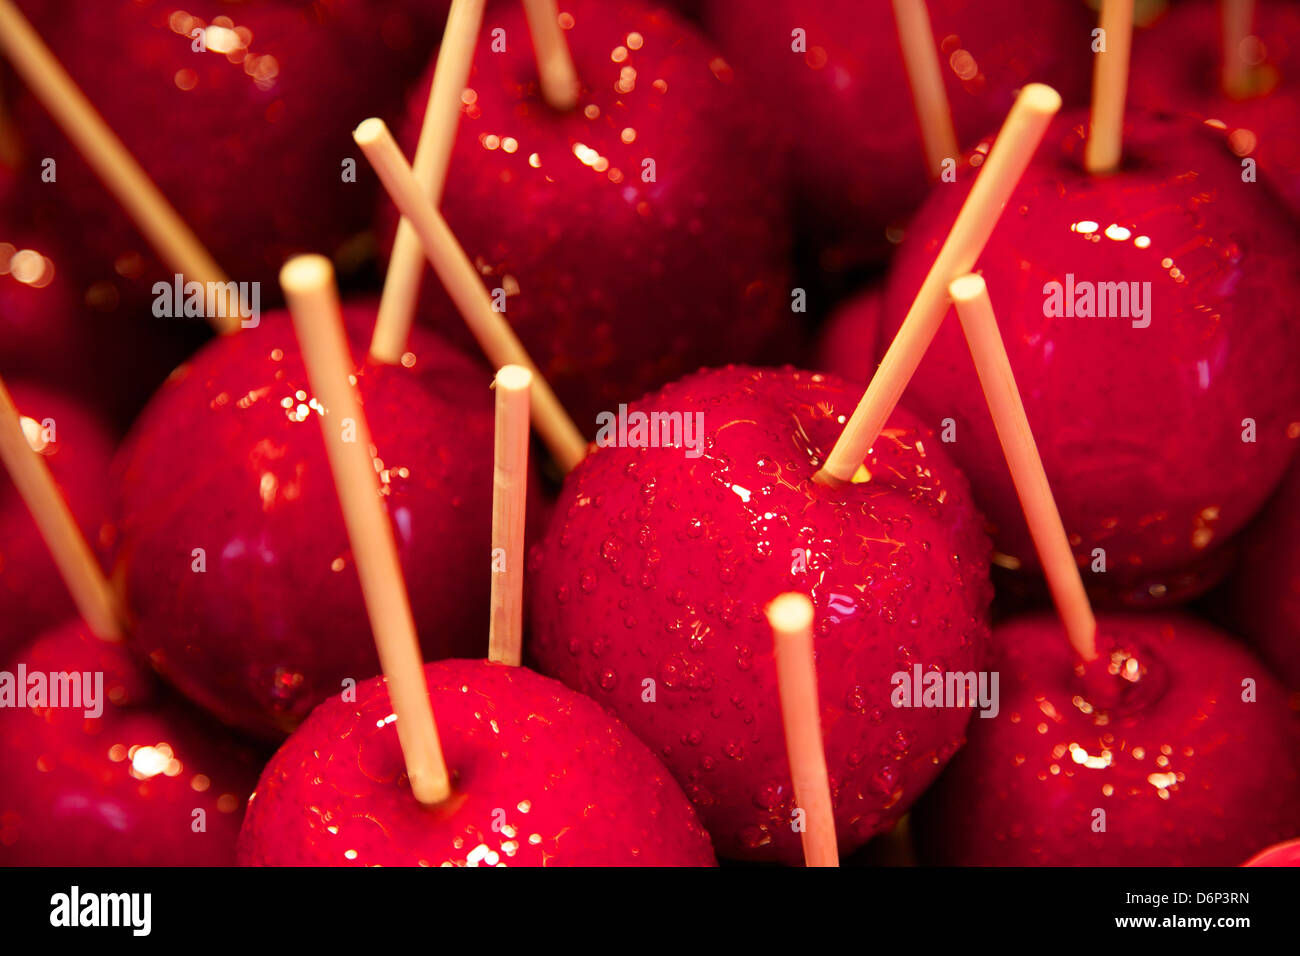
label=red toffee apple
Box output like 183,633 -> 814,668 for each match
703,0 -> 1093,274
0,382 -> 114,661
526,366 -> 993,863
237,658 -> 717,866
1222,461 -> 1300,695
813,284 -> 884,386
850,109 -> 1300,605
1244,837 -> 1300,866
111,303 -> 540,740
913,611 -> 1300,866
394,0 -> 793,427
14,0 -> 438,296
0,619 -> 263,865
1130,0 -> 1300,217
0,226 -> 210,427
0,235 -> 83,383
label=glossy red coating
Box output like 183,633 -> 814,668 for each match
527,365 -> 993,863
1130,0 -> 1300,218
237,658 -> 717,866
394,0 -> 794,428
0,619 -> 263,865
112,304 -> 510,740
1223,461 -> 1300,694
1243,837 -> 1300,866
813,283 -> 883,385
864,109 -> 1300,604
15,0 -> 439,295
704,0 -> 1094,274
914,611 -> 1300,866
0,382 -> 114,661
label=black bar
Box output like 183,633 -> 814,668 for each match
0,866 -> 1285,942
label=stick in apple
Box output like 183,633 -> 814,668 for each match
948,274 -> 1097,661
891,0 -> 959,179
0,376 -> 126,642
280,254 -> 451,805
1084,0 -> 1134,174
767,593 -> 839,868
371,0 -> 487,364
352,117 -> 588,473
488,365 -> 532,667
521,0 -> 579,112
1221,0 -> 1256,99
813,83 -> 1061,487
0,0 -> 239,334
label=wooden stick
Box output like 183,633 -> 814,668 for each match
280,255 -> 450,805
353,118 -> 588,473
0,0 -> 238,334
768,593 -> 838,867
1221,0 -> 1256,99
0,377 -> 125,642
1085,0 -> 1134,174
371,0 -> 487,364
891,0 -> 959,179
813,84 -> 1061,486
521,0 -> 579,112
487,365 -> 532,667
949,274 -> 1097,662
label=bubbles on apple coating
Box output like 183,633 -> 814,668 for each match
913,612 -> 1300,865
873,108 -> 1300,607
527,364 -> 994,862
110,305 -> 503,739
236,659 -> 716,866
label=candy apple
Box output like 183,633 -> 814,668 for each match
527,364 -> 993,863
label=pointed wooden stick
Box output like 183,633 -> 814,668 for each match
1085,0 -> 1134,174
948,274 -> 1097,662
487,365 -> 531,667
281,255 -> 450,805
371,0 -> 487,364
1221,0 -> 1256,99
353,117 -> 588,473
0,0 -> 238,333
521,0 -> 579,112
891,0 -> 959,179
768,593 -> 839,868
813,84 -> 1061,486
0,377 -> 125,642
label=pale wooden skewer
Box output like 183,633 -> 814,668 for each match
814,84 -> 1061,486
487,365 -> 532,667
0,0 -> 238,334
891,0 -> 959,179
521,0 -> 579,111
281,255 -> 450,805
1085,0 -> 1135,174
0,376 -> 125,642
353,117 -> 588,473
1221,0 -> 1256,99
948,275 -> 1097,661
371,0 -> 487,364
768,593 -> 839,868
